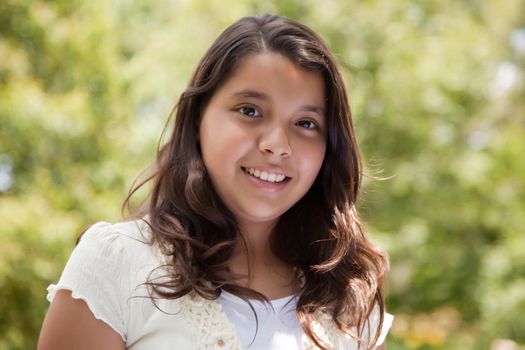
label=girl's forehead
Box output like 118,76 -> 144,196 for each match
215,52 -> 326,107
228,52 -> 315,81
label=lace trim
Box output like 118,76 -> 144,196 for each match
181,291 -> 244,350
303,311 -> 394,349
180,291 -> 344,350
302,312 -> 338,350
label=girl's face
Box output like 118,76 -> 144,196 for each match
199,52 -> 326,232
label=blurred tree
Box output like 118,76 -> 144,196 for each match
0,0 -> 523,349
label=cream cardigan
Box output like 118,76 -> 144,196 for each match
47,220 -> 393,349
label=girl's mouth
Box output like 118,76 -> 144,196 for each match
241,167 -> 291,183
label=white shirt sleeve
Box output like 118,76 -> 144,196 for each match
46,222 -> 132,341
364,305 -> 394,348
372,312 -> 394,347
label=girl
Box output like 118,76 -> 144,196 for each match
38,14 -> 393,350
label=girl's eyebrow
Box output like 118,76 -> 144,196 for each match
231,89 -> 270,101
303,105 -> 325,117
231,89 -> 325,117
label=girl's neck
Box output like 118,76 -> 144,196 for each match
236,220 -> 275,255
229,219 -> 296,299
231,219 -> 279,272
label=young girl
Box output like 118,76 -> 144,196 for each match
38,14 -> 393,350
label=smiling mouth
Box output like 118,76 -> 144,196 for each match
241,167 -> 291,183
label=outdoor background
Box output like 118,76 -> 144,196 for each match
1,0 -> 524,349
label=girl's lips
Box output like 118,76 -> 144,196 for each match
240,166 -> 291,183
241,168 -> 291,192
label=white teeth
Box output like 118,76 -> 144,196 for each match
244,167 -> 287,183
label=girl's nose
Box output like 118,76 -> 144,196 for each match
258,126 -> 291,158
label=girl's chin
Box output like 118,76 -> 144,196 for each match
233,211 -> 285,227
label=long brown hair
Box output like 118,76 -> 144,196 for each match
124,14 -> 389,349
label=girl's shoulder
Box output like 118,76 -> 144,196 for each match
310,305 -> 394,349
81,218 -> 153,244
46,218 -> 167,342
47,217 -> 164,309
77,218 -> 163,264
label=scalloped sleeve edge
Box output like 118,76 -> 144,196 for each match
47,284 -> 127,342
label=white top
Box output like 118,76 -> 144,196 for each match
47,220 -> 393,349
218,291 -> 303,349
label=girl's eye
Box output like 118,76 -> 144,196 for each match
296,120 -> 318,130
238,105 -> 261,118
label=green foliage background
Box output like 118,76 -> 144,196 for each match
1,0 -> 524,349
